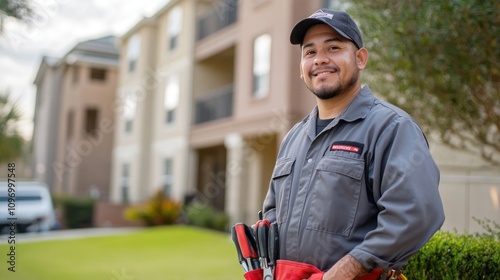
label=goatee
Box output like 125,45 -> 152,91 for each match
308,67 -> 359,100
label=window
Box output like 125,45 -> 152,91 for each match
167,6 -> 182,51
90,68 -> 107,81
195,85 -> 233,124
66,110 -> 74,138
84,108 -> 98,136
123,92 -> 136,133
253,34 -> 271,98
0,194 -> 41,202
127,35 -> 141,72
72,66 -> 80,84
162,158 -> 173,197
164,74 -> 180,124
121,163 -> 130,203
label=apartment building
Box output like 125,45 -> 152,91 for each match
110,0 -> 197,204
110,0 -> 321,224
109,0 -> 500,230
32,36 -> 119,198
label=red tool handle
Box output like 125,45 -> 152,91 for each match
235,223 -> 259,259
231,225 -> 249,272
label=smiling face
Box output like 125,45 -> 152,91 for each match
299,24 -> 367,100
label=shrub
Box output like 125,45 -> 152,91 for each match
55,196 -> 95,229
185,202 -> 229,232
405,221 -> 500,279
125,190 -> 182,226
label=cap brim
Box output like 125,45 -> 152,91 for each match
289,18 -> 353,46
290,18 -> 325,45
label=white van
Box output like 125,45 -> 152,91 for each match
0,181 -> 58,234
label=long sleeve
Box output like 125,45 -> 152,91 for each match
350,117 -> 445,270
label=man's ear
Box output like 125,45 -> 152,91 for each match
299,64 -> 304,80
356,48 -> 369,70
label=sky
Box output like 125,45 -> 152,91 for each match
0,0 -> 171,140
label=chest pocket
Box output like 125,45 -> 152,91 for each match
271,158 -> 295,225
306,155 -> 364,237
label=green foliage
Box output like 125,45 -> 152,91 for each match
0,0 -> 33,31
347,0 -> 500,163
186,202 -> 229,232
125,190 -> 182,226
0,90 -> 25,163
405,230 -> 500,279
54,196 -> 95,229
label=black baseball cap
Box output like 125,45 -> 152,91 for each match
290,9 -> 363,49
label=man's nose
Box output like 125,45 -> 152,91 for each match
314,50 -> 329,65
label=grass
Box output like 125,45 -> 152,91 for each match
0,226 -> 244,280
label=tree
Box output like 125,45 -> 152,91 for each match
0,0 -> 34,32
0,90 -> 25,163
347,0 -> 500,164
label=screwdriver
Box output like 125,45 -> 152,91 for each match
235,223 -> 260,270
231,225 -> 250,272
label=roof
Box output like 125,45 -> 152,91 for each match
71,35 -> 119,56
33,56 -> 60,85
33,35 -> 120,84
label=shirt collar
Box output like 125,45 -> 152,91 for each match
302,86 -> 376,139
337,86 -> 375,122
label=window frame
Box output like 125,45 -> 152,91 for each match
164,74 -> 180,124
167,6 -> 183,51
127,35 -> 141,72
252,33 -> 272,98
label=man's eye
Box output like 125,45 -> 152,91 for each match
329,46 -> 340,51
305,50 -> 315,56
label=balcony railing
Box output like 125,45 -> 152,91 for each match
197,0 -> 238,41
195,84 -> 233,124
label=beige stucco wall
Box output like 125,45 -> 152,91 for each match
431,141 -> 500,233
53,62 -> 117,198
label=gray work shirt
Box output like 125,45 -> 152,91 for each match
263,86 -> 445,271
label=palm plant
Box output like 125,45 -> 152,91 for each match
0,90 -> 25,163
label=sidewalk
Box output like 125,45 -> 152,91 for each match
0,227 -> 142,244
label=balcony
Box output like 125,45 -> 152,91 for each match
197,0 -> 238,41
195,84 -> 233,124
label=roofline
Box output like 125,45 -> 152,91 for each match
119,0 -> 180,42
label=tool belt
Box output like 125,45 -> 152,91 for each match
242,261 -> 406,280
231,214 -> 406,280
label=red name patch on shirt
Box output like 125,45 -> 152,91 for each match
331,144 -> 359,153
330,141 -> 364,154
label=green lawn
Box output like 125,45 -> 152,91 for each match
0,226 -> 244,280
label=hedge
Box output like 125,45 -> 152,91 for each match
55,196 -> 95,229
404,230 -> 500,279
185,202 -> 229,232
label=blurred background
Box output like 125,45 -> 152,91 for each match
0,0 -> 498,255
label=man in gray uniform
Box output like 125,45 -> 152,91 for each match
262,9 -> 445,280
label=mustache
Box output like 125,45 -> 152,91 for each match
309,66 -> 339,76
